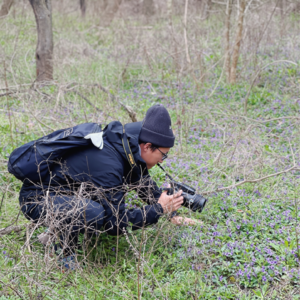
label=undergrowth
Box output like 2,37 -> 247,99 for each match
1,1 -> 300,299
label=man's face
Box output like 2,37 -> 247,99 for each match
139,143 -> 171,169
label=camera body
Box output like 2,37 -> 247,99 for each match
162,179 -> 207,213
157,163 -> 207,213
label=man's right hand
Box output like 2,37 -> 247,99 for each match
158,189 -> 183,214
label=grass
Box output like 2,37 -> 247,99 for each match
1,2 -> 300,299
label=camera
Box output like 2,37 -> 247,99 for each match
162,181 -> 207,213
158,164 -> 207,213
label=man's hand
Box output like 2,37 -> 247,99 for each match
158,189 -> 183,213
170,216 -> 203,226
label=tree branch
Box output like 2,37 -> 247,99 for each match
202,165 -> 297,195
0,225 -> 24,236
66,82 -> 138,122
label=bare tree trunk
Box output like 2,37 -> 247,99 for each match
230,0 -> 245,84
29,0 -> 53,82
279,0 -> 284,17
224,0 -> 232,83
183,0 -> 191,65
201,0 -> 211,20
102,0 -> 121,26
80,0 -> 86,17
0,0 -> 14,17
142,0 -> 155,16
279,0 -> 285,37
167,0 -> 172,25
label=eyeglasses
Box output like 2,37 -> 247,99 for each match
155,147 -> 168,161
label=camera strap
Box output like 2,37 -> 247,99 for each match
122,126 -> 137,170
157,163 -> 174,181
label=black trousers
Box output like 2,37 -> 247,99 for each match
19,190 -> 106,254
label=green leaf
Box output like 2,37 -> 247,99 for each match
253,290 -> 262,297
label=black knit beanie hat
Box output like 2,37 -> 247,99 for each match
139,104 -> 175,148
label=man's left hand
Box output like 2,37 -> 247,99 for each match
170,216 -> 203,226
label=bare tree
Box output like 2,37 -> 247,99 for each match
80,0 -> 86,17
142,0 -> 155,16
183,0 -> 191,65
29,0 -> 53,82
102,0 -> 122,26
224,0 -> 232,83
230,0 -> 245,84
224,0 -> 246,84
200,0 -> 211,20
167,0 -> 172,23
0,0 -> 14,17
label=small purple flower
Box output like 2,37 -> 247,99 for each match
112,247 -> 115,252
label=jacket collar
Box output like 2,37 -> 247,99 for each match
124,121 -> 145,165
105,121 -> 146,166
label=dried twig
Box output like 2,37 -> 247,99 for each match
26,226 -> 32,253
122,228 -> 163,299
93,83 -> 137,122
0,279 -> 25,300
27,109 -> 55,131
0,91 -> 15,97
0,225 -> 24,236
244,60 -> 297,114
3,60 -> 14,148
72,90 -> 103,113
202,165 -> 297,195
0,183 -> 11,212
66,82 -> 137,122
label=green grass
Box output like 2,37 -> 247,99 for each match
1,3 -> 300,300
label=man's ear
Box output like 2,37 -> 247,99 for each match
139,143 -> 146,152
139,143 -> 151,152
145,143 -> 154,151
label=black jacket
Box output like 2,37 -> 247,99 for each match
19,121 -> 164,235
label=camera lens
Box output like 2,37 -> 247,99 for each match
182,193 -> 207,212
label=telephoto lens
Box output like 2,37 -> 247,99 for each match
181,192 -> 207,212
162,188 -> 207,213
